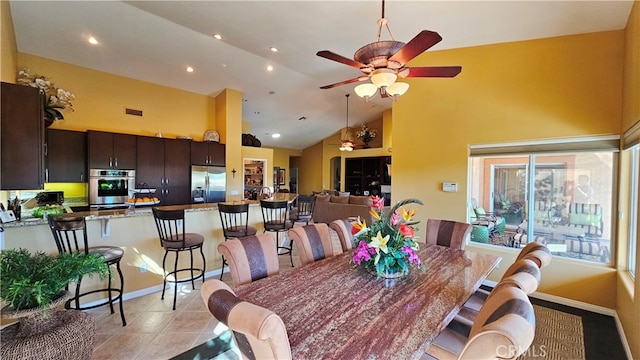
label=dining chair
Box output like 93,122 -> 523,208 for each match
289,195 -> 316,226
200,279 -> 292,360
329,219 -> 356,252
287,223 -> 335,266
424,285 -> 535,360
217,233 -> 279,288
218,203 -> 258,280
47,215 -> 127,326
455,258 -> 540,327
260,200 -> 294,267
516,241 -> 552,268
151,207 -> 206,310
425,219 -> 473,250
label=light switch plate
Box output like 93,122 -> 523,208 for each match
442,182 -> 458,192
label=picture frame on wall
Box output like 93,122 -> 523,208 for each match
278,168 -> 286,185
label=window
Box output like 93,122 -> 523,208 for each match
628,146 -> 638,277
469,136 -> 618,264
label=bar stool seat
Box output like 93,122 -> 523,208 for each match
47,215 -> 126,326
218,203 -> 257,280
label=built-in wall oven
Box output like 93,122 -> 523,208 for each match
89,169 -> 136,209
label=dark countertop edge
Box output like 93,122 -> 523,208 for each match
3,202 -> 255,228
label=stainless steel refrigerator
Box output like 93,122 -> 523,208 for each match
191,165 -> 226,203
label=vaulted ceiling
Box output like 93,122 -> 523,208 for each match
9,1 -> 634,149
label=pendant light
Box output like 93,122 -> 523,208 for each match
339,94 -> 354,151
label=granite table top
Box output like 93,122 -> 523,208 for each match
235,244 -> 501,360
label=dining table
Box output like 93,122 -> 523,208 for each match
235,244 -> 502,360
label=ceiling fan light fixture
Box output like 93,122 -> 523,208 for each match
340,140 -> 354,152
387,82 -> 409,96
355,83 -> 378,100
370,68 -> 397,88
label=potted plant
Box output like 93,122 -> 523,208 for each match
356,123 -> 377,148
16,68 -> 75,126
0,248 -> 108,360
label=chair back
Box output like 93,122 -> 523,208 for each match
201,279 -> 292,360
567,203 -> 603,237
497,258 -> 541,295
152,207 -> 186,249
461,285 -> 536,359
218,203 -> 256,240
290,195 -> 316,222
217,233 -> 279,287
260,200 -> 290,231
47,215 -> 90,255
516,242 -> 552,268
329,219 -> 356,252
425,219 -> 473,250
288,223 -> 335,265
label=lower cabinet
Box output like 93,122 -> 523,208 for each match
136,136 -> 190,206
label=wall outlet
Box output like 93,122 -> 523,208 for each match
231,190 -> 239,195
140,262 -> 147,273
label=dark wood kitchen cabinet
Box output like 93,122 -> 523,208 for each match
1,82 -> 45,190
191,141 -> 226,166
136,136 -> 190,206
46,129 -> 87,182
87,130 -> 136,169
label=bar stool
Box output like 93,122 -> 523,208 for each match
218,203 -> 257,280
47,215 -> 126,326
260,200 -> 294,267
289,195 -> 316,226
152,208 -> 206,310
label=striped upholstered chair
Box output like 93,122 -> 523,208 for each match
425,285 -> 536,360
516,241 -> 552,268
201,279 -> 292,360
288,223 -> 336,266
216,233 -> 279,288
329,219 -> 356,252
425,219 -> 474,250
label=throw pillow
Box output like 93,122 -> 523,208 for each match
330,195 -> 349,204
349,196 -> 372,206
316,194 -> 330,202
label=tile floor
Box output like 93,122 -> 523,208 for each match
89,231 -> 336,360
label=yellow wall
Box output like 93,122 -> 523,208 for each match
618,2 -> 640,358
271,147 -> 303,191
17,53 -> 214,139
215,88 -> 243,201
391,31 -> 623,309
0,1 -> 17,82
297,141 -> 323,194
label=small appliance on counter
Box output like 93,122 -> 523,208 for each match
36,191 -> 64,206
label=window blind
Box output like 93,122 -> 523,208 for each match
469,135 -> 620,157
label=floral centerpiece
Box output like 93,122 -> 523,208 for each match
16,68 -> 75,124
351,196 -> 425,278
355,123 -> 377,147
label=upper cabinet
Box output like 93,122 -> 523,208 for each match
1,82 -> 45,190
191,141 -> 225,166
87,130 -> 136,169
46,129 -> 87,183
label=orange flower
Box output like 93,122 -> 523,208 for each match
399,224 -> 415,239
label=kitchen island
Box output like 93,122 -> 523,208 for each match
1,195 -> 297,303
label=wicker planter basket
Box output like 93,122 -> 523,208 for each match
1,293 -> 96,360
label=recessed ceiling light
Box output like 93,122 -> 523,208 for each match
269,47 -> 278,52
272,133 -> 281,139
88,36 -> 99,45
186,66 -> 194,73
266,65 -> 274,72
213,33 -> 222,40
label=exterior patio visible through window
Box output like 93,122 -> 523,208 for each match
468,137 -> 618,265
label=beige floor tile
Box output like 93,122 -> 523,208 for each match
121,311 -> 176,334
91,333 -> 156,360
134,332 -> 203,360
163,311 -> 215,333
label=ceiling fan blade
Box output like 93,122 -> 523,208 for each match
317,50 -> 367,69
319,77 -> 367,90
388,30 -> 443,66
406,66 -> 462,78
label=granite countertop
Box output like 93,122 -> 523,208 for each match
3,194 -> 300,228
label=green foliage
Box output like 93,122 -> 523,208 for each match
0,248 -> 108,311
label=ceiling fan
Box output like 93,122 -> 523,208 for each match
317,0 -> 461,101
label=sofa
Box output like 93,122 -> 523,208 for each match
312,194 -> 373,225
